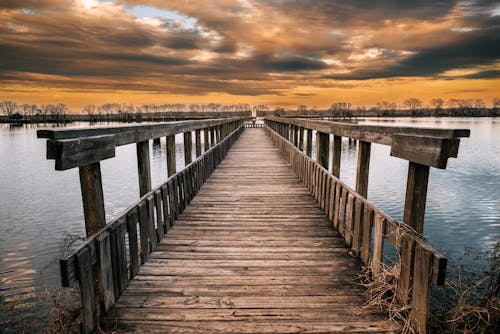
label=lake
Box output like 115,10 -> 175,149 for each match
0,118 -> 498,332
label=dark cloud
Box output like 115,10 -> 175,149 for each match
0,0 -> 498,99
463,70 -> 500,79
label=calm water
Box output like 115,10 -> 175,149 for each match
0,118 -> 499,331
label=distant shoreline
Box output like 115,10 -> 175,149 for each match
0,108 -> 498,124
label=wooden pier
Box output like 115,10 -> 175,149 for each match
37,117 -> 469,333
105,128 -> 399,333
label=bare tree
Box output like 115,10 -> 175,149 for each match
0,101 -> 18,117
297,104 -> 308,113
430,98 -> 444,110
493,98 -> 500,108
403,98 -> 423,112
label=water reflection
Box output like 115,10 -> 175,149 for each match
0,119 -> 498,332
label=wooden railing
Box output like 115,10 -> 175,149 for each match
264,117 -> 470,333
244,122 -> 264,128
38,118 -> 244,333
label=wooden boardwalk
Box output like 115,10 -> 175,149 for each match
106,128 -> 400,333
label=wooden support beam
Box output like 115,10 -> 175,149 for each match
355,141 -> 371,198
204,128 -> 210,151
403,162 -> 430,234
298,127 -> 304,151
136,141 -> 151,197
316,131 -> 329,169
195,129 -> 202,157
166,135 -> 176,177
331,135 -> 341,178
211,127 -> 216,146
79,162 -> 106,236
184,131 -> 192,165
306,129 -> 313,157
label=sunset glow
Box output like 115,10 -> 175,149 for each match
0,0 -> 499,111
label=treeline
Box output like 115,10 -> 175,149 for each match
1,97 -> 499,122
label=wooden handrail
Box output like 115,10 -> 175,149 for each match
41,122 -> 244,333
265,117 -> 469,236
264,119 -> 469,334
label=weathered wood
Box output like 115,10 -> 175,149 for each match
371,213 -> 385,276
403,162 -> 430,234
49,135 -> 116,171
76,247 -> 96,334
166,135 -> 176,177
154,190 -> 165,240
331,135 -> 341,177
410,245 -> 434,334
398,236 -> 415,304
391,134 -> 460,169
306,129 -> 313,157
183,131 -> 192,165
136,141 -> 151,197
316,131 -> 329,169
105,128 -> 399,333
79,162 -> 106,236
210,126 -> 216,146
126,209 -> 140,278
204,128 -> 210,151
137,201 -> 150,264
195,129 -> 202,157
360,205 -> 373,265
97,232 -> 115,312
298,127 -> 304,151
110,220 -> 128,297
356,141 -> 371,198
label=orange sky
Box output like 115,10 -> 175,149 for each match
1,0 -> 499,112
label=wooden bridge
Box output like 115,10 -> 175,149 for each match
38,118 -> 469,333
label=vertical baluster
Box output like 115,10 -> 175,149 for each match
356,141 -> 371,198
136,140 -> 151,197
166,135 -> 176,177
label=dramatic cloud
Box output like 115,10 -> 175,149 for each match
0,0 -> 499,108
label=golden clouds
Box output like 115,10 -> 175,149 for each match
0,0 -> 499,110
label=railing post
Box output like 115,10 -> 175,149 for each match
210,126 -> 216,146
166,135 -> 176,177
79,162 -> 106,236
216,125 -> 221,143
195,129 -> 202,157
403,162 -> 430,234
136,141 -> 152,197
331,135 -> 341,177
184,131 -> 192,165
298,127 -> 304,151
316,132 -> 329,169
204,128 -> 210,151
355,141 -> 371,198
306,129 -> 313,157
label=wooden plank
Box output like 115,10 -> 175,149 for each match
126,209 -> 140,278
345,194 -> 355,246
154,190 -> 165,240
351,199 -> 363,255
136,140 -> 151,197
391,134 -> 460,169
371,212 -> 385,276
397,235 -> 415,304
410,245 -> 434,334
79,162 -> 106,236
316,131 -> 329,169
204,128 -> 210,151
97,231 -> 115,312
195,129 -> 202,157
137,201 -> 150,264
166,135 -> 176,177
355,141 -> 370,198
76,247 -> 96,334
306,129 -> 313,157
331,135 -> 341,177
147,195 -> 157,251
360,205 -> 373,265
403,161 -> 430,234
49,135 -> 116,171
184,131 -> 192,165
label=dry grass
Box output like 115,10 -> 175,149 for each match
361,241 -> 499,334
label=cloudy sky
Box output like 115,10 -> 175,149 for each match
0,0 -> 499,110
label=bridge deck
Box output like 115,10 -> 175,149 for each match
106,128 -> 400,333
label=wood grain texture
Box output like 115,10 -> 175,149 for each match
105,128 -> 399,333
